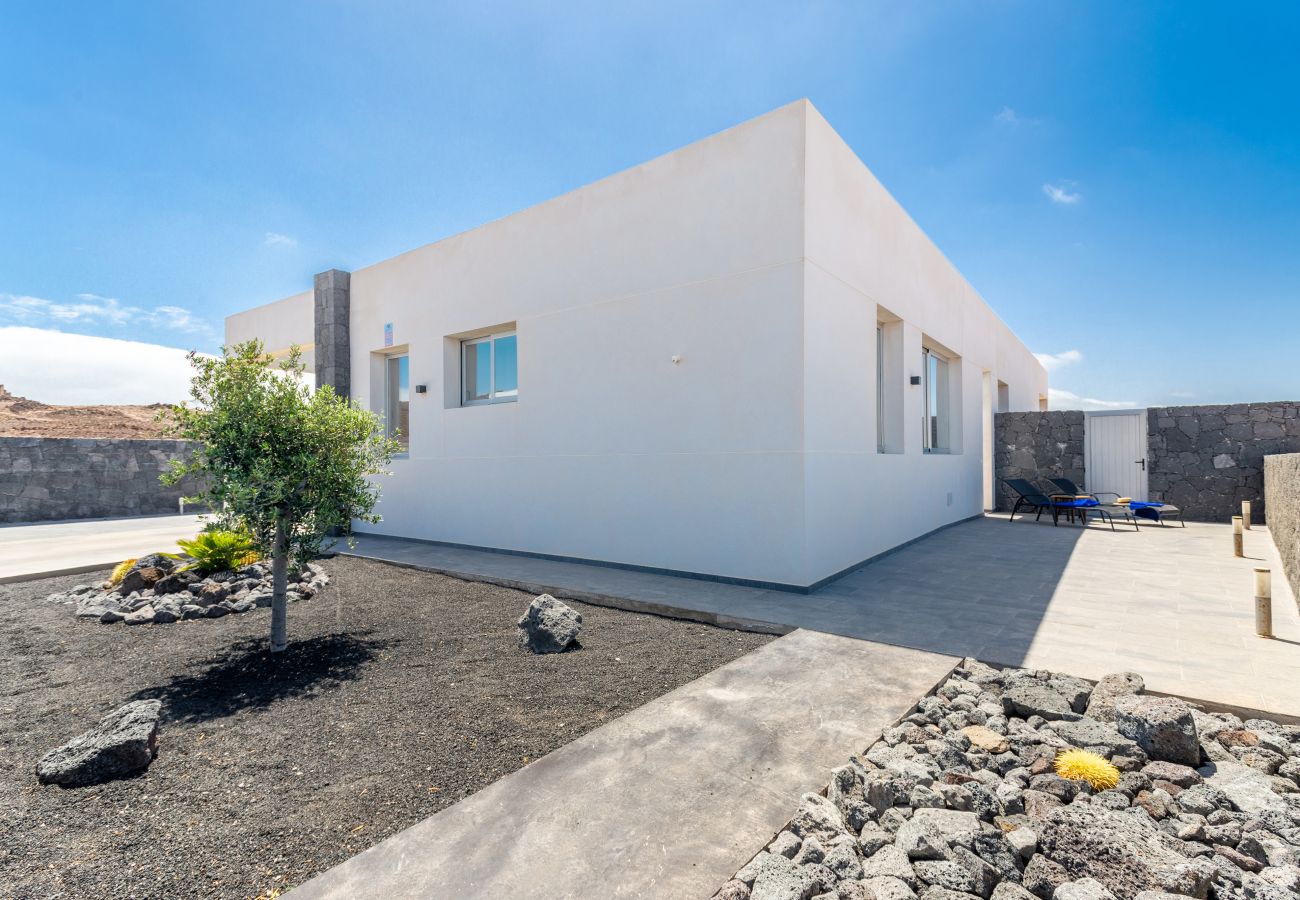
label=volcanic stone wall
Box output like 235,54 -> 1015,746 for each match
1264,453 -> 1300,600
993,411 -> 1086,512
0,438 -> 204,524
1148,402 -> 1300,522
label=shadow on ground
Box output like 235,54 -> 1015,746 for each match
132,632 -> 390,724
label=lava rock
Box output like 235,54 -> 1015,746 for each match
823,839 -> 865,882
1084,673 -> 1145,723
1021,855 -> 1070,900
897,818 -> 950,861
123,605 -> 155,626
921,888 -> 982,900
1003,684 -> 1075,721
1177,784 -> 1231,816
516,594 -> 583,654
792,834 -> 825,865
992,883 -> 1039,900
151,605 -> 179,624
1114,697 -> 1200,766
916,861 -> 977,893
1037,804 -> 1214,899
153,571 -> 198,595
1203,762 -> 1294,817
861,876 -> 920,900
117,566 -> 165,596
1048,718 -> 1143,761
1006,826 -> 1038,860
713,880 -> 751,900
1141,762 -> 1201,788
750,854 -> 830,900
1216,846 -> 1265,874
769,830 -> 802,860
912,808 -> 982,845
789,793 -> 851,843
194,582 -> 229,607
864,846 -> 919,887
36,699 -> 162,787
1053,878 -> 1117,900
964,726 -> 1011,755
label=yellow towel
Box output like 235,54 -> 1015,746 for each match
1115,497 -> 1132,505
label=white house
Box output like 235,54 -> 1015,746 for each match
226,100 -> 1048,590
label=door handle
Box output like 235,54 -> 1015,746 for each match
1136,459 -> 1146,471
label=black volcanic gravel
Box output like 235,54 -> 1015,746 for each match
0,555 -> 771,899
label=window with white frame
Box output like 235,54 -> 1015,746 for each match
461,331 -> 517,405
922,347 -> 951,452
384,354 -> 410,452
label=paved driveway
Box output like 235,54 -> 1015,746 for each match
0,515 -> 202,583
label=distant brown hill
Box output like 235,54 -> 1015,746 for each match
0,385 -> 173,439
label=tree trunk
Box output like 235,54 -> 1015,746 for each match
270,514 -> 288,653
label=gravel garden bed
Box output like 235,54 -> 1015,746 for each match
715,659 -> 1300,900
0,555 -> 771,899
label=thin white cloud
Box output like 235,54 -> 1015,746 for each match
1043,182 -> 1082,205
264,232 -> 297,248
1169,390 -> 1196,399
0,291 -> 213,337
994,106 -> 1021,126
0,326 -> 209,405
1034,349 -> 1083,372
1048,388 -> 1137,411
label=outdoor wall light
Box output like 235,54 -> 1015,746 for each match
415,384 -> 428,394
910,375 -> 921,385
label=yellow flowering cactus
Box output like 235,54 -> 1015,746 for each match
1054,748 -> 1120,790
108,558 -> 138,587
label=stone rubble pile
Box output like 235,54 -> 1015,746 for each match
43,553 -> 329,625
714,660 -> 1300,900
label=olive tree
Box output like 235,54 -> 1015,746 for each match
163,340 -> 399,652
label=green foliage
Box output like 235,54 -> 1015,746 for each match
176,529 -> 259,575
161,340 -> 399,570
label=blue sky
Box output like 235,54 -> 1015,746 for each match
1,1 -> 1297,406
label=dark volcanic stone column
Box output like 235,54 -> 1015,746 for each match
314,269 -> 351,400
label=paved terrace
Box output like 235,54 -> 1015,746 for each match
342,515 -> 1300,716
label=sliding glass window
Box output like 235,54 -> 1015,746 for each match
462,331 -> 518,405
384,354 -> 410,452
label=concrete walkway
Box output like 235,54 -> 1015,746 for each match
288,630 -> 955,899
342,516 -> 1300,715
0,514 -> 202,583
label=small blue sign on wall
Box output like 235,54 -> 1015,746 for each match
383,322 -> 393,348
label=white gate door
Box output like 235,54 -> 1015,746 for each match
1085,410 -> 1149,500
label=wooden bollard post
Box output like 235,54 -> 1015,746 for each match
1255,568 -> 1272,637
1232,516 -> 1244,558
1243,500 -> 1253,530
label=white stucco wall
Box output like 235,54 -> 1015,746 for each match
226,289 -> 315,372
800,104 -> 1047,581
225,99 -> 1046,587
338,102 -> 809,585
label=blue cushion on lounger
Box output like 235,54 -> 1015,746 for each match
1129,500 -> 1164,520
1054,497 -> 1099,508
